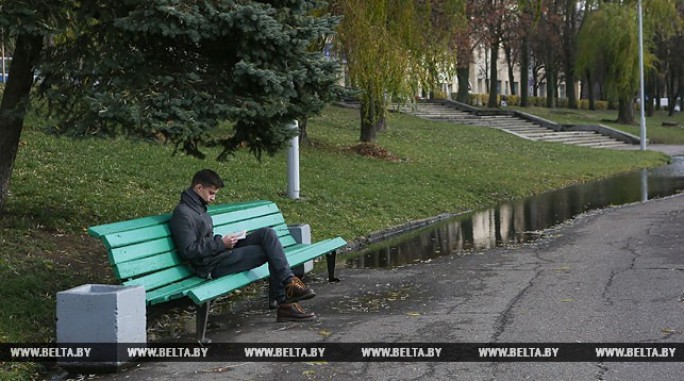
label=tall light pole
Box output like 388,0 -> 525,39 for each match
638,0 -> 647,150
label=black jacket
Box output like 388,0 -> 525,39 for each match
169,188 -> 229,278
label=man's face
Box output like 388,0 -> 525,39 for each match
194,184 -> 219,204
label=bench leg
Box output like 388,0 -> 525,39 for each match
196,301 -> 212,344
327,251 -> 340,282
268,279 -> 278,310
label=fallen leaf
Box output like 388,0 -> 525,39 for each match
305,361 -> 328,365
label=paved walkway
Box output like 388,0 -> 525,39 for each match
90,185 -> 684,380
617,144 -> 684,157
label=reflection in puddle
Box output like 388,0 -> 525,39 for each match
347,157 -> 684,269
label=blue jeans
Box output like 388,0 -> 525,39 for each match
210,227 -> 294,303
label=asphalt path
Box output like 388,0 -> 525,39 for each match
84,190 -> 684,381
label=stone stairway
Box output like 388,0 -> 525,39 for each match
399,102 -> 634,149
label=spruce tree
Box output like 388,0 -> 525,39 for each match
40,0 -> 341,159
0,0 -> 340,209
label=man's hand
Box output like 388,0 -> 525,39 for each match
222,234 -> 239,249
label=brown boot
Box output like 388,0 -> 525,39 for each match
284,276 -> 316,303
277,303 -> 316,322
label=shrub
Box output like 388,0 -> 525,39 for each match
432,89 -> 448,100
505,95 -> 519,106
596,100 -> 609,110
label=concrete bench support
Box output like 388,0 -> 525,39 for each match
56,284 -> 146,369
289,224 -> 313,275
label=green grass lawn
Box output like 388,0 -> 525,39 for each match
0,104 -> 676,379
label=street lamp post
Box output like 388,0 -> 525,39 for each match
638,0 -> 647,150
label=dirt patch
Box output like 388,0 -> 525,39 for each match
303,139 -> 403,162
0,219 -> 114,283
40,232 -> 115,282
345,142 -> 403,162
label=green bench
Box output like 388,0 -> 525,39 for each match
88,200 -> 347,343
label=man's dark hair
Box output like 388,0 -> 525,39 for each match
191,169 -> 224,188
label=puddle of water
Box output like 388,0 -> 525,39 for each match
347,157 -> 684,269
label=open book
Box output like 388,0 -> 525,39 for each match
228,230 -> 247,240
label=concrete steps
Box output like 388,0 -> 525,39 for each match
399,102 -> 634,150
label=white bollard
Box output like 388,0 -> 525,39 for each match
287,120 -> 300,199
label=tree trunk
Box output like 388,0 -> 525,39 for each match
646,95 -> 654,117
546,69 -> 556,108
563,0 -> 577,109
520,37 -> 530,107
586,71 -> 595,110
504,44 -> 516,95
298,117 -> 308,143
646,71 -> 655,117
617,96 -> 635,124
564,59 -> 577,108
677,76 -> 683,117
487,41 -> 499,108
507,62 -> 515,96
566,73 -> 576,109
456,66 -> 470,103
667,67 -> 679,117
359,92 -> 385,143
0,33 -> 42,212
359,103 -> 375,143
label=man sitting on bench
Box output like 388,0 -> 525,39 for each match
169,169 -> 317,322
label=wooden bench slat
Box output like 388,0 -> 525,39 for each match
218,223 -> 297,247
284,237 -> 346,264
213,214 -> 286,237
273,223 -> 296,241
188,265 -> 271,305
109,237 -> 176,265
278,235 -> 297,248
101,224 -> 171,250
114,250 -> 183,279
146,277 -> 206,305
88,214 -> 171,239
211,203 -> 281,226
206,200 -> 272,215
123,265 -> 194,290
